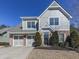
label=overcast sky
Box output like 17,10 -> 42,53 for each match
0,0 -> 79,27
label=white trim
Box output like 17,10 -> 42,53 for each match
20,16 -> 38,19
13,38 -> 14,46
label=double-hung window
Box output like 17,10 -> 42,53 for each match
27,21 -> 36,28
50,18 -> 59,25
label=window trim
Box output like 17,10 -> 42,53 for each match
27,21 -> 36,28
50,18 -> 59,25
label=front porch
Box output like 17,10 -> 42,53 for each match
41,31 -> 70,46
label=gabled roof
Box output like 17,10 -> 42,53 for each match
39,1 -> 72,18
20,1 -> 72,19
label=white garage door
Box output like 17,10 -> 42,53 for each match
13,35 -> 24,47
26,35 -> 35,47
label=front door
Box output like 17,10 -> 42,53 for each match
44,32 -> 49,45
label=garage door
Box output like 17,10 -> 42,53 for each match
13,35 -> 24,47
26,35 -> 35,47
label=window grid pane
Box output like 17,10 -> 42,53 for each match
27,22 -> 36,28
27,35 -> 35,39
55,18 -> 59,25
50,18 -> 54,25
50,18 -> 59,25
19,36 -> 24,39
14,36 -> 18,39
32,22 -> 36,28
27,22 -> 31,28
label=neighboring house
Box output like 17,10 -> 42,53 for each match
0,1 -> 72,47
0,28 -> 10,43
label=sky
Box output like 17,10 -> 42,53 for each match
0,0 -> 79,27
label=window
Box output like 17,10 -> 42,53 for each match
27,22 -> 31,28
27,36 -> 32,39
32,22 -> 35,28
44,32 -> 49,45
19,36 -> 24,39
27,35 -> 35,39
59,34 -> 64,43
27,22 -> 36,28
14,35 -> 24,40
14,36 -> 18,39
50,18 -> 59,25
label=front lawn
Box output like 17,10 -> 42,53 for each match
28,47 -> 79,59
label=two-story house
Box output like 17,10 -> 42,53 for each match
0,1 -> 72,47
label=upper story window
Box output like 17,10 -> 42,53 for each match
50,18 -> 59,25
27,21 -> 36,28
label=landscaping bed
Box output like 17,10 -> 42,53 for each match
0,42 -> 9,47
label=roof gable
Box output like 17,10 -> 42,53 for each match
51,1 -> 60,7
39,1 -> 72,19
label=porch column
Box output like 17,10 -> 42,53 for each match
9,34 -> 13,46
24,34 -> 27,46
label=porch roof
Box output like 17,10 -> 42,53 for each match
20,16 -> 38,20
8,27 -> 37,34
0,26 -> 37,35
8,30 -> 37,34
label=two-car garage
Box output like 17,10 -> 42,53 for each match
9,33 -> 35,47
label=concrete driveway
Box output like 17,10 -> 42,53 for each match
0,47 -> 33,59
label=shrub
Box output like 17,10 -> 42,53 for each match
70,30 -> 79,48
0,42 -> 9,47
65,36 -> 73,47
49,31 -> 59,46
65,28 -> 79,49
34,32 -> 42,47
58,43 -> 64,47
